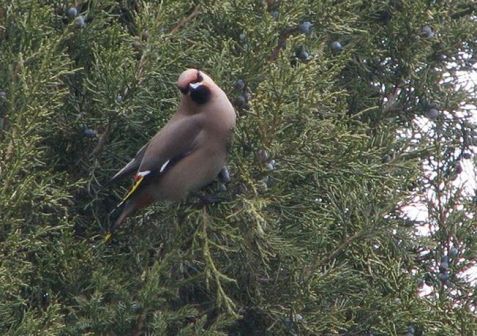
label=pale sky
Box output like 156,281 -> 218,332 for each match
405,61 -> 477,293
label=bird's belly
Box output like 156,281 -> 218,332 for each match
155,149 -> 225,201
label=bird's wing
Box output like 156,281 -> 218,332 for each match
110,143 -> 148,183
117,115 -> 204,205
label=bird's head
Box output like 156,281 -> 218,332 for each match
177,69 -> 212,105
176,69 -> 236,128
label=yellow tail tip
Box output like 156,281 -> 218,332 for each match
104,232 -> 112,242
120,175 -> 145,205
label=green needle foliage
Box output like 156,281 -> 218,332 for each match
0,1 -> 476,335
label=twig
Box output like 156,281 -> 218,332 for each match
269,27 -> 299,62
450,4 -> 477,19
132,312 -> 145,336
91,122 -> 111,157
170,6 -> 201,34
303,231 -> 364,283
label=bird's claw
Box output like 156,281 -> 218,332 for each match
198,194 -> 223,205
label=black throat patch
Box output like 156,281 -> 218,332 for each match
190,85 -> 211,105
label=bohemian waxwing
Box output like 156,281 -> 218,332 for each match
109,69 -> 236,230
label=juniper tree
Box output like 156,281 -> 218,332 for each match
0,1 -> 476,335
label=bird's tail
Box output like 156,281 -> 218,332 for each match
109,202 -> 123,226
106,200 -> 130,238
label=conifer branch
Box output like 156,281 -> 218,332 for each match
170,6 -> 201,34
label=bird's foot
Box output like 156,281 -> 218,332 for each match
217,166 -> 231,183
196,193 -> 224,205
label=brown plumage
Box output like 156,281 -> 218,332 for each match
110,69 -> 236,229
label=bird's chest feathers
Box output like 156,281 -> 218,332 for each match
195,127 -> 227,151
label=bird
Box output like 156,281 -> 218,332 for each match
108,69 -> 236,231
